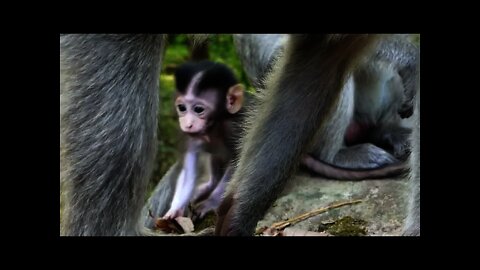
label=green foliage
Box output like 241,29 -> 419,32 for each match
411,34 -> 420,46
209,35 -> 252,91
164,34 -> 251,88
163,36 -> 190,67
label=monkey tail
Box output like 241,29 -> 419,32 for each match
302,154 -> 407,180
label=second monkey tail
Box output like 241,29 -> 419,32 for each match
301,154 -> 407,181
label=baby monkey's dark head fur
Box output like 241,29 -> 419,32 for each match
174,60 -> 244,137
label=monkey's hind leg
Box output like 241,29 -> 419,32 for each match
402,91 -> 420,236
60,34 -> 164,236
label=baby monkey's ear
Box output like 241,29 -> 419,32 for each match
226,84 -> 244,114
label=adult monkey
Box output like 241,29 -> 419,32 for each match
233,34 -> 418,178
216,34 -> 420,236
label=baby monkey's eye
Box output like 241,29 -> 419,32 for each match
177,104 -> 187,112
194,106 -> 205,114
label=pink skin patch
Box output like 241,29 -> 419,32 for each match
345,121 -> 370,145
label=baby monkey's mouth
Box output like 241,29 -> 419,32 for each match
185,130 -> 204,136
185,131 -> 210,143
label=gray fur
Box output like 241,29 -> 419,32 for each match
218,34 -> 420,236
402,66 -> 420,236
142,161 -> 182,229
311,35 -> 417,168
218,35 -> 381,235
333,144 -> 399,169
234,34 -> 417,172
60,34 -> 165,236
375,35 -> 419,118
310,76 -> 355,163
233,34 -> 286,89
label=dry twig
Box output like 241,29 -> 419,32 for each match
256,199 -> 363,235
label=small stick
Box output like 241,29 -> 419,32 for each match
256,199 -> 363,234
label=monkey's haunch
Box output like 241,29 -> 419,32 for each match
302,154 -> 407,180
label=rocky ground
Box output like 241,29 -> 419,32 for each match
257,172 -> 408,236
144,152 -> 410,236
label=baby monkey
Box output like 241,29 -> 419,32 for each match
163,61 -> 246,220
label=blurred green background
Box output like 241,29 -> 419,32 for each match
148,34 -> 251,193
